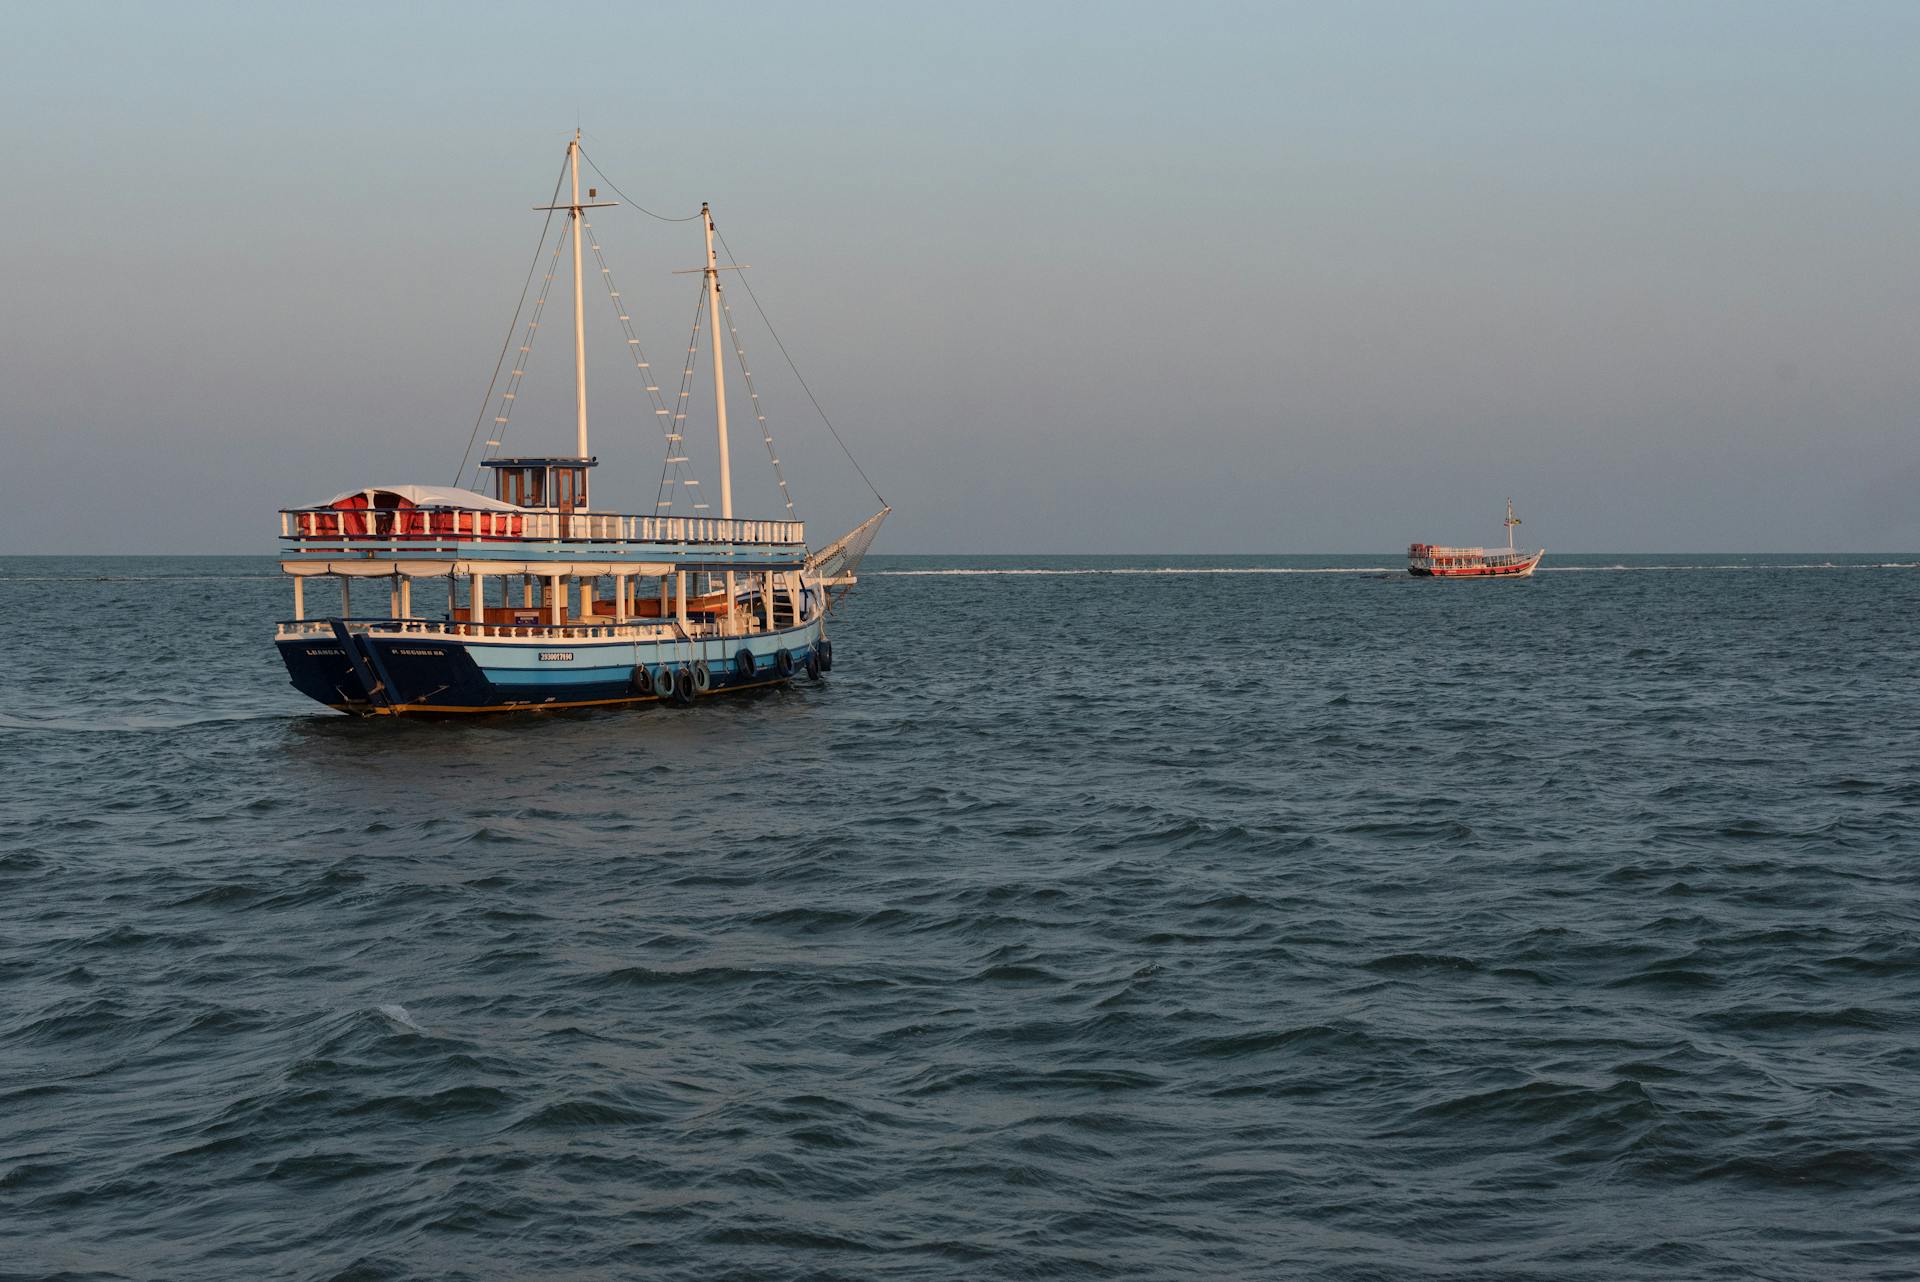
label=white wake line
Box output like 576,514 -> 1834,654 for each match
0,709 -> 304,734
875,567 -> 1394,576
1541,562 -> 1919,573
876,563 -> 1919,577
0,575 -> 283,584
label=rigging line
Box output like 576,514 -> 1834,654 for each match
714,225 -> 886,507
453,154 -> 570,486
676,285 -> 713,512
576,146 -> 704,222
657,286 -> 710,511
582,216 -> 704,498
671,284 -> 709,510
658,288 -> 697,511
474,220 -> 571,489
718,291 -> 799,521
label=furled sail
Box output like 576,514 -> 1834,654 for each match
807,507 -> 890,609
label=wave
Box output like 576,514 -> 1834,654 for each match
377,1004 -> 425,1034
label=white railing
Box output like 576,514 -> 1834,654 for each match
280,508 -> 805,546
275,617 -> 705,643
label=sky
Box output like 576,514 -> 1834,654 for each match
2,0 -> 1917,553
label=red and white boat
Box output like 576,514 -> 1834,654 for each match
1408,501 -> 1543,578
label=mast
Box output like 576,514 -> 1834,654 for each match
531,136 -> 612,476
1506,498 -> 1519,553
703,203 -> 733,521
569,132 -> 589,461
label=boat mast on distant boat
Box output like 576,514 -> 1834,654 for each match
272,132 -> 888,716
1408,500 -> 1544,578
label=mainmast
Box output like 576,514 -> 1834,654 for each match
702,203 -> 733,521
1505,498 -> 1520,553
569,133 -> 589,461
535,133 -> 614,467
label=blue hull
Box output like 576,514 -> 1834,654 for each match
277,621 -> 829,715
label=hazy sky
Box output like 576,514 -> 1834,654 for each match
3,1 -> 1917,553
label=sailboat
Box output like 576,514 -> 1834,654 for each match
1407,500 -> 1543,578
273,133 -> 888,715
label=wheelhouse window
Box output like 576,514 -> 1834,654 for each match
496,467 -> 546,507
484,458 -> 592,509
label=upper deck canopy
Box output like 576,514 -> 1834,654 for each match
310,484 -> 521,511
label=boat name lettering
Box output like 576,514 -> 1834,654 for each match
393,648 -> 445,657
305,648 -> 345,656
538,651 -> 574,662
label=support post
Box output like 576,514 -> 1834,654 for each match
613,573 -> 627,623
399,577 -> 412,620
763,571 -> 775,632
340,575 -> 351,617
675,571 -> 688,631
471,571 -> 486,625
292,576 -> 304,621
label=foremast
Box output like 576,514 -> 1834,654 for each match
701,203 -> 738,615
702,204 -> 734,522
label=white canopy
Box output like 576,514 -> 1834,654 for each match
310,484 -> 521,511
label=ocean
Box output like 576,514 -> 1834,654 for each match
2,553 -> 1916,1280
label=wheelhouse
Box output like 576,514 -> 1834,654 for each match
483,456 -> 595,510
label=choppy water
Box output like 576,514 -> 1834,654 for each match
2,553 -> 1917,1280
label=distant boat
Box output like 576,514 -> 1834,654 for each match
272,132 -> 888,715
1408,500 -> 1544,578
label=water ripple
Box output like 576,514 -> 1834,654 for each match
1,553 -> 1916,1279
